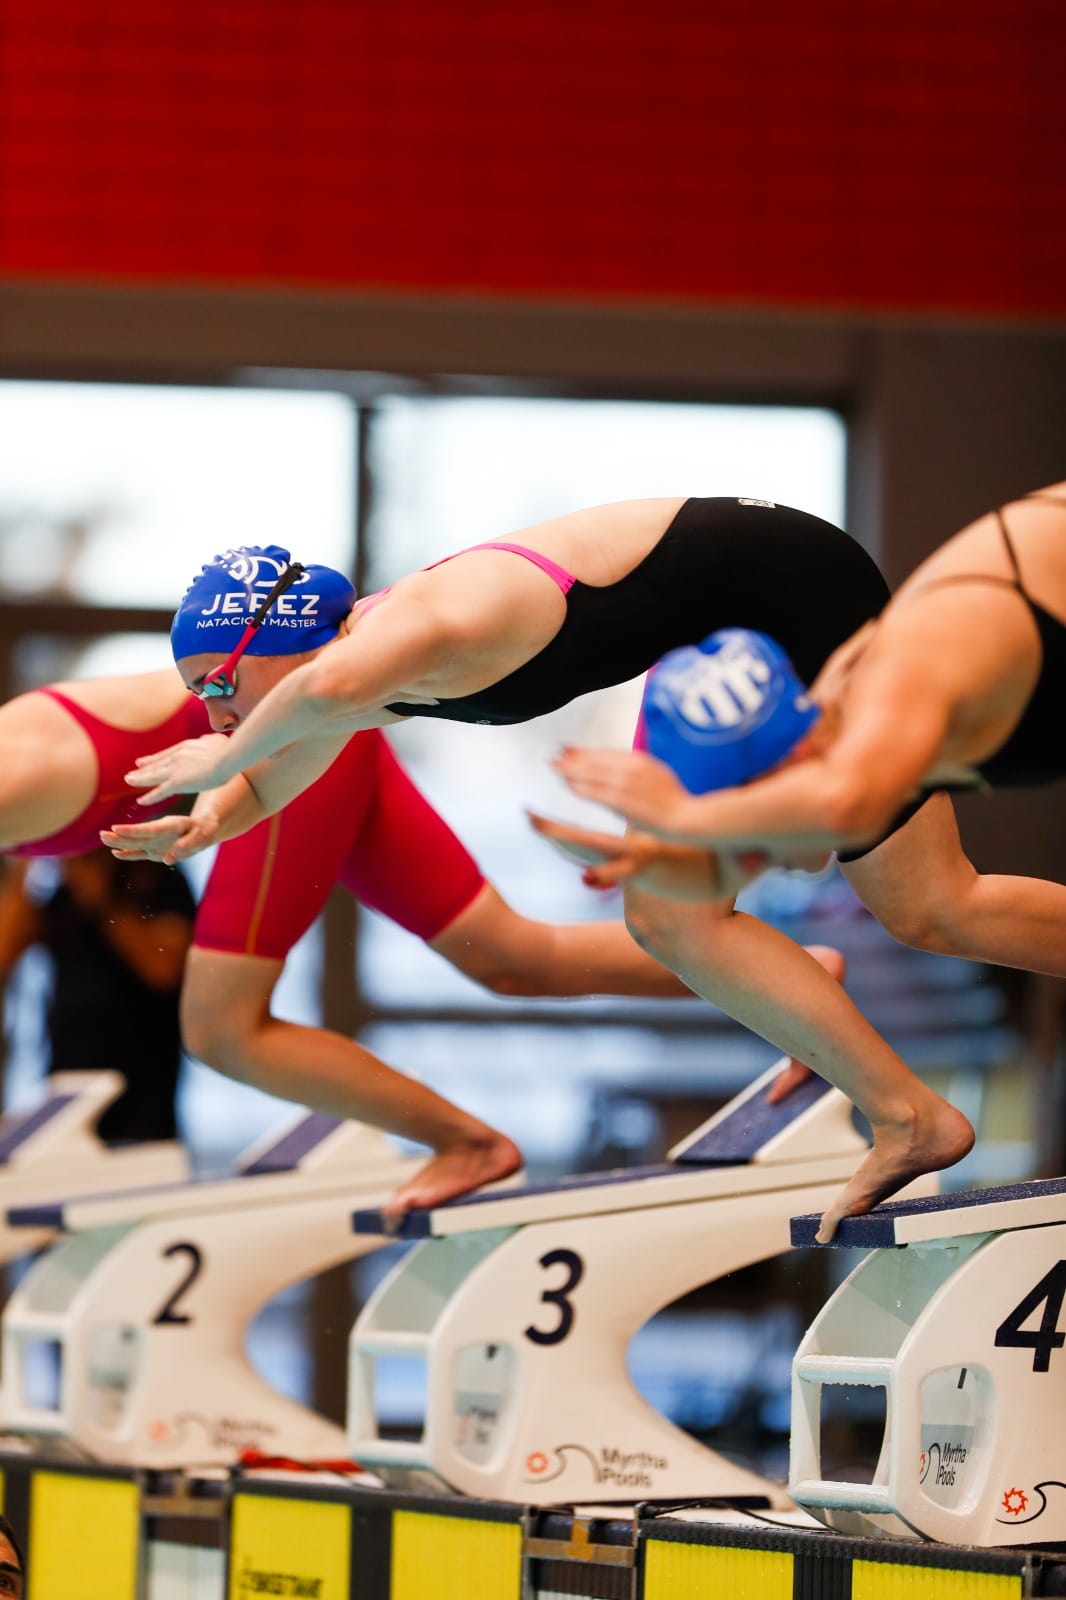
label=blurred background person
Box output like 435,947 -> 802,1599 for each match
0,849 -> 194,1143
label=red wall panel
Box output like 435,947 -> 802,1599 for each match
0,0 -> 1063,317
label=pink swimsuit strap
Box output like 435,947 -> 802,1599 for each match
451,542 -> 576,593
354,540 -> 576,620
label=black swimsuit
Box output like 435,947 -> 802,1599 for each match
962,495 -> 1066,787
838,493 -> 1066,863
386,497 -> 889,724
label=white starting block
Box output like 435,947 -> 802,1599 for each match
0,1110 -> 422,1468
789,1176 -> 1066,1546
347,1060 -> 912,1506
0,1071 -> 187,1266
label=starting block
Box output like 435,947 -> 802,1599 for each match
0,1110 -> 422,1468
347,1060 -> 910,1506
0,1071 -> 187,1266
789,1176 -> 1066,1546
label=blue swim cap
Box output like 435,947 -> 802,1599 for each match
641,629 -> 820,793
171,546 -> 355,662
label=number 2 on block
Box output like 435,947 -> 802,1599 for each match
152,1242 -> 204,1327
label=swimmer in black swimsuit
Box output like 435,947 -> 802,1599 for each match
128,496 -> 890,785
115,497 -> 974,1235
557,488 -> 1066,842
551,487 -> 1066,1234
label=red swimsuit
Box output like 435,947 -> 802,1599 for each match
12,691 -> 485,958
9,690 -> 213,858
194,729 -> 485,959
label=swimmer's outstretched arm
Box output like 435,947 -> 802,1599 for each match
103,773 -> 267,863
126,600 -> 455,805
527,812 -> 761,900
109,725 -> 359,859
558,650 -> 953,853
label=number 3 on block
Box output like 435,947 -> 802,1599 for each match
524,1249 -> 585,1347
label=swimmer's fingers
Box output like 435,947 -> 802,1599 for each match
102,815 -> 206,866
580,855 -> 644,889
127,736 -> 221,771
589,841 -> 733,902
530,813 -> 728,902
126,734 -> 233,802
552,747 -> 691,834
527,810 -> 630,868
101,825 -> 182,864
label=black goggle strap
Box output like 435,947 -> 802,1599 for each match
248,561 -> 307,628
200,562 -> 307,695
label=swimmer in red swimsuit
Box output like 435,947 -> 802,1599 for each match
0,669 -> 210,858
178,725 -> 750,1213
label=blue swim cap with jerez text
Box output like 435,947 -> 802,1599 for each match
171,546 -> 355,662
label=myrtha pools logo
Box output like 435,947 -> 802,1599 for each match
525,1443 -> 668,1489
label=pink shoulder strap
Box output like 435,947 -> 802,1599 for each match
464,541 -> 575,594
352,541 -> 576,620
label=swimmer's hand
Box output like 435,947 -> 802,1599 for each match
551,746 -> 696,836
528,812 -> 761,900
102,813 -> 216,866
125,733 -> 235,804
528,811 -> 663,886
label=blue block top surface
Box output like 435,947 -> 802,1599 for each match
8,1177 -> 221,1231
353,1162 -> 680,1238
791,1174 -> 1066,1249
241,1111 -> 344,1176
8,1201 -> 67,1229
354,1074 -> 837,1239
674,1072 -> 831,1165
0,1095 -> 77,1165
7,1161 -> 301,1232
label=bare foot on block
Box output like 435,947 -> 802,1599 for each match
816,1096 -> 974,1242
383,1132 -> 523,1226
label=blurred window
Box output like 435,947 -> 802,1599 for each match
363,395 -> 847,1013
0,380 -> 357,1167
0,382 -> 355,607
366,395 -> 844,587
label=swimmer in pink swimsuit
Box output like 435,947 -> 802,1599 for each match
100,546 -> 714,1213
117,510 -> 1003,1238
